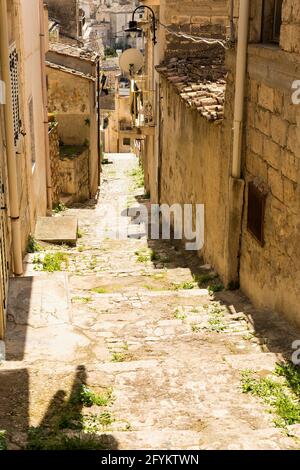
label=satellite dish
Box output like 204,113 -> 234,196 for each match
119,48 -> 144,75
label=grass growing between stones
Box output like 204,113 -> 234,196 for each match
27,235 -> 42,253
77,385 -> 114,407
135,248 -> 160,263
111,352 -> 127,363
241,362 -> 300,428
72,296 -> 92,304
91,287 -> 109,294
0,431 -> 6,450
33,252 -> 69,272
27,429 -> 109,450
128,166 -> 144,190
26,384 -> 115,450
171,281 -> 195,290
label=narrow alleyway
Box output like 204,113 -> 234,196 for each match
1,154 -> 300,450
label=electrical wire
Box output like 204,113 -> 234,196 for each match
158,21 -> 227,49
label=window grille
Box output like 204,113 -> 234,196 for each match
9,46 -> 21,146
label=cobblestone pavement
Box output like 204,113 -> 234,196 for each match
1,153 -> 300,450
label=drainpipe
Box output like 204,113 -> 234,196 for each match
231,0 -> 250,178
0,0 -> 23,275
39,0 -> 53,210
97,57 -> 101,187
224,0 -> 250,287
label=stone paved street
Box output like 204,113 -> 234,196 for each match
1,153 -> 300,450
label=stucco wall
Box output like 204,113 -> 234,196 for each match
159,79 -> 229,276
47,66 -> 99,197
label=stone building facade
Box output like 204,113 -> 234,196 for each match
46,43 -> 100,202
228,0 -> 300,325
140,0 -> 300,327
0,0 -> 49,338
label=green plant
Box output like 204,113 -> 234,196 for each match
111,352 -> 126,363
71,296 -> 92,304
206,303 -> 227,332
174,308 -> 187,320
128,166 -> 144,189
172,281 -> 195,290
27,428 -> 108,450
33,252 -> 69,272
208,284 -> 224,294
77,228 -> 83,239
135,249 -> 155,263
83,412 -> 114,432
91,287 -> 108,294
0,431 -> 6,450
150,250 -> 160,262
77,384 -> 114,408
191,324 -> 201,333
241,363 -> 300,428
27,234 -> 42,253
53,202 -> 66,213
193,273 -> 218,285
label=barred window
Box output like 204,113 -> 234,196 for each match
9,46 -> 21,146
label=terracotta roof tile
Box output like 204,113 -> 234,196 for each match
156,56 -> 226,122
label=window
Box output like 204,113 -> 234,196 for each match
261,0 -> 283,44
9,45 -> 21,146
28,97 -> 36,168
123,138 -> 131,146
247,181 -> 268,246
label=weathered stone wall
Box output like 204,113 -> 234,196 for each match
224,0 -> 300,326
160,0 -> 229,58
59,148 -> 90,203
47,66 -> 99,197
45,0 -> 79,39
48,123 -> 61,204
159,79 -> 230,276
239,47 -> 300,326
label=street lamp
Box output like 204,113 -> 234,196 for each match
125,5 -> 157,45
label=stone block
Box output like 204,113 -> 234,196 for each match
35,216 -> 78,245
263,137 -> 281,170
273,89 -> 284,114
258,83 -> 274,112
270,115 -> 288,147
280,24 -> 300,54
246,151 -> 268,181
247,128 -> 264,155
255,107 -> 271,136
281,149 -> 299,183
283,177 -> 299,213
287,124 -> 300,155
268,167 -> 284,202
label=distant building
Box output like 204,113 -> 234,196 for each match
46,43 -> 100,203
